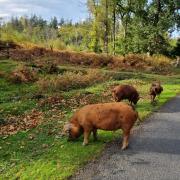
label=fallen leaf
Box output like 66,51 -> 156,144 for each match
28,134 -> 35,140
42,144 -> 48,148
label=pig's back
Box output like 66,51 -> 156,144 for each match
77,103 -> 137,130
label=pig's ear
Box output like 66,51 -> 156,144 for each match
64,123 -> 72,130
63,123 -> 72,134
111,88 -> 115,93
64,123 -> 73,137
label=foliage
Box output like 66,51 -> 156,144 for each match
8,65 -> 38,84
172,38 -> 180,57
87,0 -> 179,55
37,70 -> 107,92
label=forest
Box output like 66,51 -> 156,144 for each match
0,0 -> 179,56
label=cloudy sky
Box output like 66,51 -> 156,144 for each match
0,0 -> 88,22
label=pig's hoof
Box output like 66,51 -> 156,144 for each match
82,142 -> 88,146
121,146 -> 128,150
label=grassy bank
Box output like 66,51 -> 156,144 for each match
0,59 -> 180,179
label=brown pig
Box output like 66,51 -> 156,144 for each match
63,102 -> 138,150
150,82 -> 163,102
112,85 -> 140,105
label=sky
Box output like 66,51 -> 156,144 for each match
0,0 -> 89,22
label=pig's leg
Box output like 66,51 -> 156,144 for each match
121,130 -> 130,150
152,94 -> 156,103
128,97 -> 132,105
151,95 -> 155,103
150,95 -> 153,102
83,129 -> 91,146
93,129 -> 98,141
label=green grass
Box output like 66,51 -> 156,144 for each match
0,78 -> 38,117
0,127 -> 120,179
0,59 -> 180,179
0,60 -> 20,73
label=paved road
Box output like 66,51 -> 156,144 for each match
71,96 -> 180,180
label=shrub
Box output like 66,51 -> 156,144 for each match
37,69 -> 107,92
144,54 -> 171,72
8,44 -> 172,73
29,59 -> 59,74
0,71 -> 5,78
49,39 -> 66,50
151,54 -> 171,66
40,62 -> 59,74
9,65 -> 38,83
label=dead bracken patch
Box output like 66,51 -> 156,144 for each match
8,65 -> 38,83
30,60 -> 59,74
8,45 -> 172,73
37,70 -> 107,92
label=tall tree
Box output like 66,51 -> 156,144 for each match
87,0 -> 102,52
112,0 -> 117,54
50,17 -> 58,29
104,0 -> 109,54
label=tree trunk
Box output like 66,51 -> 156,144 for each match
92,0 -> 100,53
104,0 -> 109,54
154,0 -> 161,26
112,1 -> 116,55
124,18 -> 128,56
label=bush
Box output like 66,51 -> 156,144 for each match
9,65 -> 38,83
8,44 -> 172,73
0,71 -> 5,78
151,54 -> 171,66
37,69 -> 107,92
34,61 -> 59,74
49,39 -> 66,50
